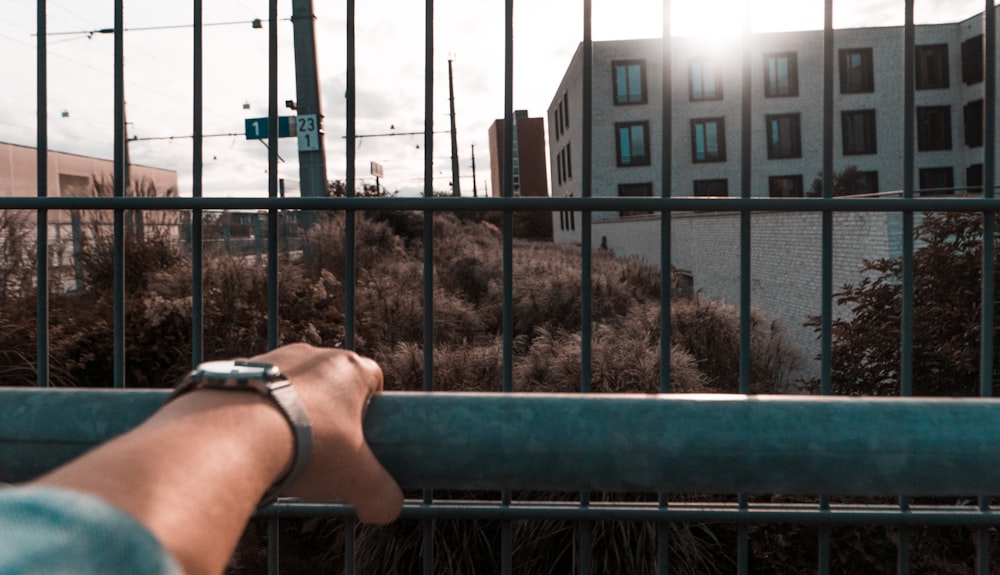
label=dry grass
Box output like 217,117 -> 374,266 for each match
0,209 -> 832,573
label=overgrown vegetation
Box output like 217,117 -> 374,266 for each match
811,211 -> 1000,396
5,205 -> 991,572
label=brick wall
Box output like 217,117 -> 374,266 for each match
592,210 -> 895,381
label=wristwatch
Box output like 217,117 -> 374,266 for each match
169,360 -> 314,507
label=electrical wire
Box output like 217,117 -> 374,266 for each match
39,18 -> 287,37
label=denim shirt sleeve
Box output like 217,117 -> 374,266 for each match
0,486 -> 182,575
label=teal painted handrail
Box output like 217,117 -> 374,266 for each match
5,389 -> 1000,498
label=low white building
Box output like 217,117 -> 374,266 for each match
548,9 -> 997,378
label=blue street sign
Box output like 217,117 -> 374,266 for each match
244,116 -> 296,140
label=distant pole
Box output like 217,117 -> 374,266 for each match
448,58 -> 461,196
471,143 -> 478,197
291,0 -> 328,197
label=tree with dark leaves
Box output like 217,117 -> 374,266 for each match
810,210 -> 999,396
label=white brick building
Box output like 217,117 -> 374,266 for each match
548,9 -> 998,378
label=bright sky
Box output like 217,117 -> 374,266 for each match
0,0 -> 991,197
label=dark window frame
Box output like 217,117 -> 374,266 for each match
964,99 -> 983,148
690,117 -> 727,163
764,52 -> 799,98
618,182 -> 654,217
565,142 -> 572,179
916,44 -> 950,90
615,121 -> 651,167
613,59 -> 648,105
917,106 -> 952,151
689,59 -> 723,101
919,167 -> 955,195
962,35 -> 984,85
768,175 -> 804,197
842,109 -> 877,155
563,92 -> 570,127
693,179 -> 729,197
967,164 -> 984,194
839,48 -> 874,94
859,171 -> 879,194
766,113 -> 802,159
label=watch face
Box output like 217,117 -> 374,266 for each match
195,360 -> 282,380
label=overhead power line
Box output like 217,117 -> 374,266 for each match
36,18 -> 285,37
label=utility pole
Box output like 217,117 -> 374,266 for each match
448,58 -> 461,196
291,0 -> 328,197
470,143 -> 478,197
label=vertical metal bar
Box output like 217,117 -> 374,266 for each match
736,3 -> 752,572
267,0 -> 279,350
818,1 -> 835,571
191,0 -> 204,366
900,0 -> 915,397
898,2 -> 916,573
980,0 -> 996,399
501,0 -> 514,572
35,0 -> 49,388
267,517 -> 279,575
657,1 -> 673,573
737,1 -> 751,397
659,0 -> 673,395
502,0 -> 514,395
578,2 -> 593,573
345,0 -> 357,351
422,0 -> 435,393
422,3 -> 435,574
977,4 -> 996,573
113,0 -> 126,389
580,0 -> 593,395
344,518 -> 356,575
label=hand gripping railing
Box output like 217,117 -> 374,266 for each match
4,389 -> 1000,500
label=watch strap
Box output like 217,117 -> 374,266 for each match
167,364 -> 314,508
258,380 -> 313,507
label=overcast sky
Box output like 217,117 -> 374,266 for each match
0,0 -> 992,197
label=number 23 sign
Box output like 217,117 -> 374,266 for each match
297,114 -> 320,151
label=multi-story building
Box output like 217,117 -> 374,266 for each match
488,110 -> 552,238
548,8 -> 998,378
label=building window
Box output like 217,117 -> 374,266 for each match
693,179 -> 728,197
860,171 -> 879,194
764,52 -> 798,97
919,167 -> 955,195
839,48 -> 874,93
557,150 -> 565,185
618,183 -> 653,217
559,210 -> 577,231
565,142 -> 572,179
690,60 -> 723,101
690,118 -> 726,163
769,175 -> 804,197
615,121 -> 650,166
842,110 -> 877,155
964,99 -> 983,148
917,106 -> 952,151
967,164 -> 983,194
766,114 -> 801,159
916,44 -> 949,89
962,35 -> 984,85
613,60 -> 647,105
563,92 -> 570,128
555,106 -> 562,140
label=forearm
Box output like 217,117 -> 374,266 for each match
34,390 -> 293,575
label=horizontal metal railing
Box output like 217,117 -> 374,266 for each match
8,389 -> 1000,500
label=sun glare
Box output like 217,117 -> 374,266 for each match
670,0 -> 825,39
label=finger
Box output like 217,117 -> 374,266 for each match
344,444 -> 404,524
